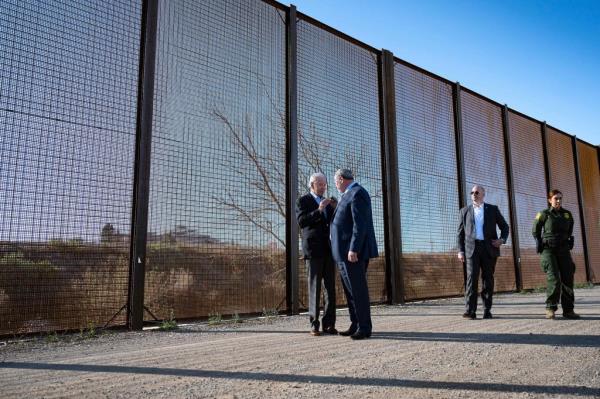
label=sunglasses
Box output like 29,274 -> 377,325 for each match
470,191 -> 480,195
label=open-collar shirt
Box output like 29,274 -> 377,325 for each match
310,191 -> 322,205
473,202 -> 485,240
344,181 -> 358,194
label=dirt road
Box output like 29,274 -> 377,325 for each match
1,287 -> 599,398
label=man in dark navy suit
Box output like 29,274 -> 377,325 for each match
330,169 -> 378,340
457,185 -> 509,320
296,172 -> 337,336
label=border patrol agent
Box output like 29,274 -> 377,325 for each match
532,189 -> 580,320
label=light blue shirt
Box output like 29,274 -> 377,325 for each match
310,191 -> 322,205
473,203 -> 484,240
311,192 -> 326,218
343,181 -> 358,193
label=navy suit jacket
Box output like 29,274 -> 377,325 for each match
296,193 -> 334,259
330,183 -> 378,263
457,203 -> 509,258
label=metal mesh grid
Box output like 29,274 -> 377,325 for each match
394,63 -> 462,299
507,112 -> 547,289
545,128 -> 587,283
459,91 -> 515,292
2,0 -> 598,337
296,18 -> 387,306
576,141 -> 600,283
146,0 -> 287,319
0,0 -> 140,335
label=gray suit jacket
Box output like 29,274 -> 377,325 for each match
457,203 -> 509,258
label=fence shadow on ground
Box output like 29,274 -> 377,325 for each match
371,331 -> 600,347
163,327 -> 600,348
372,313 -> 600,319
1,362 -> 598,397
489,301 -> 600,307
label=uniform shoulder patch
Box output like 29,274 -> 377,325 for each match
535,212 -> 542,220
564,212 -> 570,219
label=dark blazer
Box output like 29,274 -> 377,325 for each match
330,184 -> 379,263
296,193 -> 334,259
457,203 -> 509,258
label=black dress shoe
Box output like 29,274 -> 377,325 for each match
322,327 -> 338,335
462,312 -> 476,320
350,331 -> 371,340
310,326 -> 321,336
339,326 -> 357,336
483,310 -> 492,319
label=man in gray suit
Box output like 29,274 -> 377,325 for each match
457,185 -> 509,319
330,169 -> 378,340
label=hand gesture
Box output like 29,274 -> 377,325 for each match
348,251 -> 358,263
318,198 -> 331,212
329,197 -> 338,209
491,239 -> 504,248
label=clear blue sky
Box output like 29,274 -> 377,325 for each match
287,0 -> 600,146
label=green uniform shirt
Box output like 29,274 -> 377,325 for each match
532,207 -> 574,251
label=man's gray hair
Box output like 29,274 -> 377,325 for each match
472,184 -> 486,193
309,172 -> 326,188
335,168 -> 354,180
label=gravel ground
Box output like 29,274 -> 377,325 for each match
1,287 -> 599,398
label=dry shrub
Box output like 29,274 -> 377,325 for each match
144,243 -> 286,319
0,241 -> 129,335
401,252 -> 464,300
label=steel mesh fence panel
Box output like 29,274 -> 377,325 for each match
146,0 -> 287,319
507,112 -> 547,289
459,91 -> 516,292
545,128 -> 587,283
2,0 -> 597,336
576,141 -> 600,283
394,63 -> 462,299
0,0 -> 140,335
296,19 -> 387,306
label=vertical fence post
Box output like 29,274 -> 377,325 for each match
452,83 -> 467,284
378,50 -> 404,304
128,0 -> 159,330
572,137 -> 592,282
285,5 -> 299,315
501,106 -> 522,291
541,122 -> 551,193
453,83 -> 467,208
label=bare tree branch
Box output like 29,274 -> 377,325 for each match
213,110 -> 285,218
213,83 -> 380,250
212,192 -> 286,248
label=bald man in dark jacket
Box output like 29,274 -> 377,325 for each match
457,185 -> 509,320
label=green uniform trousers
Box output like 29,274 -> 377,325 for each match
541,248 -> 575,311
